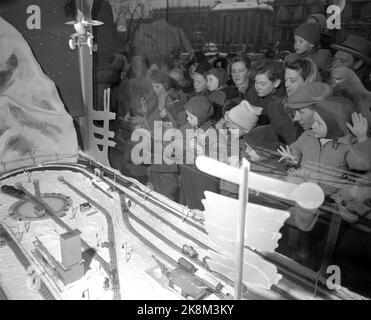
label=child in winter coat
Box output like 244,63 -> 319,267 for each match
279,96 -> 371,193
213,100 -> 263,198
144,69 -> 188,201
285,23 -> 332,72
206,68 -> 228,122
177,96 -> 217,210
278,96 -> 371,231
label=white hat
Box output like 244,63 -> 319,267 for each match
228,100 -> 263,132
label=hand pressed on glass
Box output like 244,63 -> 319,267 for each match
277,145 -> 298,165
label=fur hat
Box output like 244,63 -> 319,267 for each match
286,82 -> 332,109
313,96 -> 356,139
185,96 -> 214,126
294,23 -> 321,46
228,100 -> 263,132
206,68 -> 228,87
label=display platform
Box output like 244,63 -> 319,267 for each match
0,153 -> 365,300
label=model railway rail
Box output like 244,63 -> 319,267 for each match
80,158 -> 207,232
57,176 -> 121,300
0,162 -> 358,300
120,190 -> 210,251
123,196 -> 302,300
50,174 -> 230,298
119,198 -> 228,299
0,224 -> 55,300
14,185 -> 120,300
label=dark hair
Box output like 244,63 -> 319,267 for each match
229,55 -> 252,70
213,57 -> 228,70
284,58 -> 319,82
251,59 -> 284,82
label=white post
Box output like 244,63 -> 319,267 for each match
234,160 -> 249,300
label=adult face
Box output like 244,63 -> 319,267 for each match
193,73 -> 207,93
311,111 -> 327,138
332,51 -> 355,70
285,68 -> 305,96
293,108 -> 315,130
231,61 -> 249,87
294,35 -> 313,55
255,72 -> 277,98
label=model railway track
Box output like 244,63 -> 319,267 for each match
1,163 -> 343,299
0,162 -> 206,232
56,177 -> 121,300
0,225 -> 55,300
88,165 -> 207,233
15,185 -> 120,300
119,190 -> 210,250
89,171 -> 300,299
117,192 -> 300,300
118,197 -> 228,299
6,165 -> 300,299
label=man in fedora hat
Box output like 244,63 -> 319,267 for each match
332,35 -> 371,89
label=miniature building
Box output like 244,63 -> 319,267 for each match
58,230 -> 84,285
79,202 -> 91,213
33,205 -> 46,217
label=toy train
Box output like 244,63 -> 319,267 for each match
182,244 -> 199,259
1,185 -> 25,199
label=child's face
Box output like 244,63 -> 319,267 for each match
186,111 -> 198,127
225,112 -> 246,138
152,82 -> 166,95
285,68 -> 305,96
293,108 -> 315,130
294,35 -> 313,55
193,73 -> 207,93
207,74 -> 219,91
311,112 -> 327,138
255,72 -> 278,97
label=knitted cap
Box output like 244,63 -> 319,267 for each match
150,69 -> 172,84
307,14 -> 327,31
185,96 -> 214,126
313,96 -> 355,139
294,23 -> 321,46
206,68 -> 228,87
286,82 -> 332,109
228,100 -> 263,132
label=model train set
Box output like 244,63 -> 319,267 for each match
0,153 -> 366,300
1,0 -> 371,302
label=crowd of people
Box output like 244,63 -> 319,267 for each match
107,18 -> 371,287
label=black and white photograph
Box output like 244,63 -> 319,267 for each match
0,0 -> 371,304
